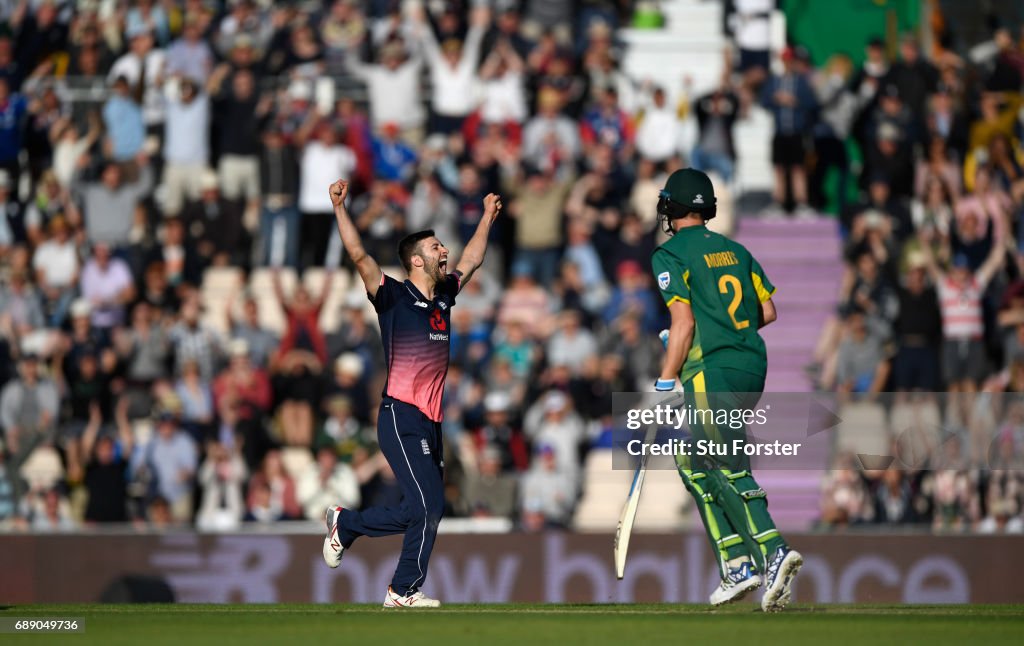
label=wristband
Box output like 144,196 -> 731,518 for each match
655,378 -> 675,391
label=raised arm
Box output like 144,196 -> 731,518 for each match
82,109 -> 103,149
343,44 -> 372,81
479,47 -> 503,80
329,179 -> 383,296
415,11 -> 442,65
80,402 -> 103,464
500,38 -> 525,74
314,270 -> 335,310
916,230 -> 945,285
225,290 -> 243,331
455,193 -> 502,286
115,395 -> 134,456
462,8 -> 488,67
293,106 -> 320,147
270,266 -> 289,312
977,236 -> 1007,290
206,63 -> 232,98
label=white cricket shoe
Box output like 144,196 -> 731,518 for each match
794,205 -> 817,220
761,547 -> 803,612
322,506 -> 345,568
383,586 -> 442,609
709,561 -> 762,606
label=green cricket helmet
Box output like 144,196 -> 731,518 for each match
657,168 -> 717,234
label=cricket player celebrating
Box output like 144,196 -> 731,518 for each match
321,179 -> 501,608
652,168 -> 802,611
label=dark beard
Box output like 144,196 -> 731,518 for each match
427,257 -> 446,283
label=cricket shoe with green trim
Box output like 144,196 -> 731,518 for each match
761,547 -> 803,612
709,561 -> 762,606
383,586 -> 442,609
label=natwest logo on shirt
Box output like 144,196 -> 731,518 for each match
429,309 -> 447,332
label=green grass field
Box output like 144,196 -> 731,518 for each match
4,604 -> 1023,645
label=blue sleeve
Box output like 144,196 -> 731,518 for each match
101,100 -> 114,126
442,271 -> 463,302
403,145 -> 418,165
369,274 -> 403,313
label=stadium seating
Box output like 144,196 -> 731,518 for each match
836,401 -> 889,458
19,446 -> 65,492
573,450 -> 692,531
248,268 -> 298,335
280,447 -> 315,481
890,399 -> 944,469
199,267 -> 245,334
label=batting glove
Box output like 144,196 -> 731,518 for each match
655,378 -> 676,392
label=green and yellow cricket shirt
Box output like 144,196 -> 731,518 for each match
651,225 -> 776,385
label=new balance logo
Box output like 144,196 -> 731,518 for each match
414,301 -> 429,308
421,439 -> 430,455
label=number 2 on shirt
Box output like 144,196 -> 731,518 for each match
718,274 -> 750,330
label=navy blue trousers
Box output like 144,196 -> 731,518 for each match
338,397 -> 445,595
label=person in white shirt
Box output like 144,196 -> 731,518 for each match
107,26 -> 166,139
345,39 -> 424,141
195,442 -> 248,532
729,0 -> 773,77
297,118 -> 356,269
162,77 -> 210,215
297,446 -> 360,521
522,390 -> 585,486
51,114 -> 101,190
79,242 -> 136,331
636,85 -> 681,163
417,6 -> 486,134
545,310 -> 598,376
478,38 -> 527,126
31,216 -> 78,327
521,89 -> 580,178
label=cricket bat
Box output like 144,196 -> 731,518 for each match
616,331 -> 675,579
614,423 -> 658,580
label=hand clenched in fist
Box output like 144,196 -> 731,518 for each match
483,193 -> 502,220
329,179 -> 349,207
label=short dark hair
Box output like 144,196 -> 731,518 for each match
398,230 -> 436,273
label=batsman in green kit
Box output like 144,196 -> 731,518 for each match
651,168 -> 803,612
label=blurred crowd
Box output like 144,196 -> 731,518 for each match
805,18 -> 1024,532
0,0 -> 682,533
0,0 -> 1022,535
